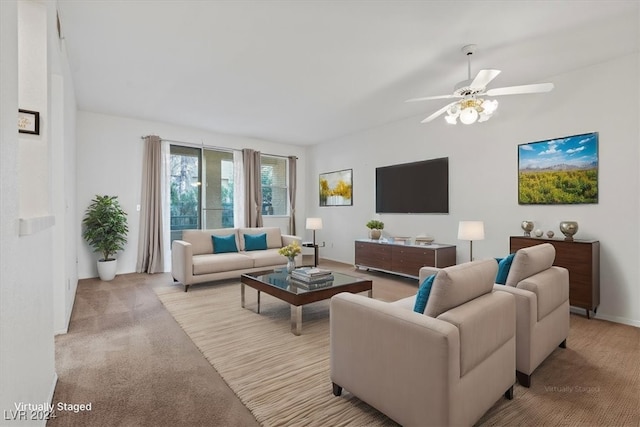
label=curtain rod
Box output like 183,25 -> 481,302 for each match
140,135 -> 298,159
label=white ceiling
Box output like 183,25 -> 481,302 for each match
57,1 -> 639,145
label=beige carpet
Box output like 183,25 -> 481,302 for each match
154,281 -> 397,427
155,278 -> 640,427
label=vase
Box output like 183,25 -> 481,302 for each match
369,229 -> 381,240
559,221 -> 579,241
286,257 -> 296,273
521,221 -> 534,237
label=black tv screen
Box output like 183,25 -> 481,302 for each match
376,157 -> 449,214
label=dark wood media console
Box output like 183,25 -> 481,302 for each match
510,236 -> 600,318
355,239 -> 456,279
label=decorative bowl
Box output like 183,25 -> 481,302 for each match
559,221 -> 579,241
521,221 -> 534,237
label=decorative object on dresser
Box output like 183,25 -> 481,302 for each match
354,239 -> 455,279
457,221 -> 485,262
414,236 -> 435,245
510,236 -> 600,318
559,221 -> 579,241
521,220 -> 534,236
546,230 -> 555,238
534,229 -> 543,237
365,219 -> 384,240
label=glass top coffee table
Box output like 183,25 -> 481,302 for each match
241,269 -> 373,335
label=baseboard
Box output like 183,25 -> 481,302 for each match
45,372 -> 59,425
593,313 -> 640,328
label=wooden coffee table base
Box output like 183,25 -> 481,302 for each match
241,273 -> 372,335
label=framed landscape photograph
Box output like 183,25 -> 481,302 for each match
319,169 -> 352,206
518,132 -> 598,205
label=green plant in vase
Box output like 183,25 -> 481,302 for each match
366,219 -> 384,240
82,195 -> 128,281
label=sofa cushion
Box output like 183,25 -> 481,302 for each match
213,234 -> 239,254
425,259 -> 498,318
238,227 -> 282,251
505,243 -> 555,287
242,248 -> 287,268
495,253 -> 516,285
192,253 -> 253,275
182,229 -> 239,255
244,233 -> 268,251
413,274 -> 436,314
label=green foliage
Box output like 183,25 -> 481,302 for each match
82,195 -> 129,261
518,169 -> 598,204
366,219 -> 384,230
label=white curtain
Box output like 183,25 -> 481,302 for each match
233,150 -> 245,228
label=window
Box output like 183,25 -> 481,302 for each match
260,156 -> 288,216
170,146 -> 234,242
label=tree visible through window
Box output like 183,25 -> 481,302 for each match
170,146 -> 234,242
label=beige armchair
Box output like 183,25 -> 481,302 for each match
330,259 -> 516,426
495,243 -> 570,387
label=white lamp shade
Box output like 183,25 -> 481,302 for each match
458,221 -> 485,240
306,217 -> 323,230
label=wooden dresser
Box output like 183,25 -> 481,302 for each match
509,236 -> 600,318
355,239 -> 456,279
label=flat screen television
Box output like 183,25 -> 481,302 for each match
376,157 -> 449,214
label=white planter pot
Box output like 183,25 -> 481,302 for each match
97,259 -> 117,281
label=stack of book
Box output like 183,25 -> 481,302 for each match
290,267 -> 334,289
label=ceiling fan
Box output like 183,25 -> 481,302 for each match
406,45 -> 554,125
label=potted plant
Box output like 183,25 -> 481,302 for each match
82,195 -> 129,281
366,219 -> 384,240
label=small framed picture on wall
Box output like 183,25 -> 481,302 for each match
18,109 -> 40,135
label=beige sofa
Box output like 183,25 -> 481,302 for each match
418,243 -> 569,387
330,259 -> 516,426
171,227 -> 301,291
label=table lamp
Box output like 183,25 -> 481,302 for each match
458,221 -> 485,262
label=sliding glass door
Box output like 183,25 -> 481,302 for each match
170,146 -> 234,242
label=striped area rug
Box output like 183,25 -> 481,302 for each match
154,281 -> 397,427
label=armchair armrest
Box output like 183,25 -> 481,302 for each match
517,266 -> 569,321
419,266 -> 442,283
281,234 -> 301,246
330,293 -> 458,426
171,240 -> 193,286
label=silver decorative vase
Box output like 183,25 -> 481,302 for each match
559,221 -> 579,241
286,257 -> 296,273
521,221 -> 534,237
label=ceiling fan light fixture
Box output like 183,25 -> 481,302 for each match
445,114 -> 457,125
482,99 -> 499,115
460,107 -> 479,125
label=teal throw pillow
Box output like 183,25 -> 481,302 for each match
244,233 -> 268,251
413,274 -> 436,314
212,234 -> 238,254
495,253 -> 516,285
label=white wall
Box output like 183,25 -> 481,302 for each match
306,54 -> 639,326
1,0 -> 57,423
76,112 -> 308,279
48,2 -> 78,335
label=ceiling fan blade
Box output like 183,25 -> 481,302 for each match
486,82 -> 554,96
470,69 -> 501,89
421,101 -> 457,123
405,94 -> 456,102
